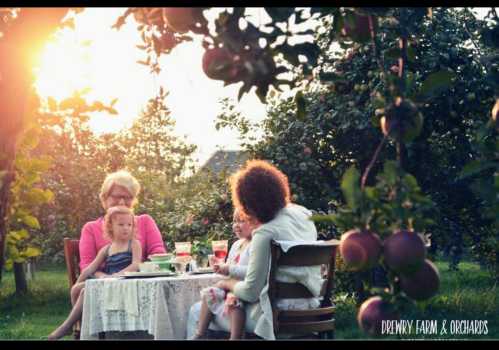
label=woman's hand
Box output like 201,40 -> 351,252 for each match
213,263 -> 230,275
225,292 -> 238,307
223,292 -> 240,315
215,278 -> 238,291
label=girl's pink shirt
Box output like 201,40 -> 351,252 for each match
79,214 -> 166,271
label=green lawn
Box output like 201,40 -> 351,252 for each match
0,260 -> 497,340
0,265 -> 73,340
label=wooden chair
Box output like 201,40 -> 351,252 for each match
268,239 -> 340,339
206,239 -> 339,340
63,238 -> 81,339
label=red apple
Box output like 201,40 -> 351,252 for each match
399,259 -> 440,301
160,32 -> 176,51
380,98 -> 423,143
202,48 -> 245,82
383,230 -> 426,274
340,229 -> 382,272
357,296 -> 400,336
162,8 -> 196,33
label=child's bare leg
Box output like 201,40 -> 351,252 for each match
70,282 -> 85,306
193,296 -> 214,339
229,306 -> 246,340
48,287 -> 85,340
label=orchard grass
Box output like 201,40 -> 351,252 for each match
0,260 -> 497,340
0,265 -> 73,340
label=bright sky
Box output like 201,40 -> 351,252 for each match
34,8 -> 269,167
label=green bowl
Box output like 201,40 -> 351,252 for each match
156,261 -> 172,271
149,253 -> 173,262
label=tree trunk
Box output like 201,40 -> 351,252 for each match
0,165 -> 16,283
0,8 -> 69,278
14,262 -> 28,295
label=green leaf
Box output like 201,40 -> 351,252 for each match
403,174 -> 419,191
419,71 -> 455,98
23,215 -> 40,229
7,231 -> 21,242
47,97 -> 58,110
459,160 -> 497,179
44,189 -> 54,202
26,188 -> 51,205
106,107 -> 119,115
265,7 -> 295,23
17,229 -> 29,240
22,247 -> 41,258
364,186 -> 378,199
382,160 -> 399,184
341,166 -> 361,210
7,245 -> 19,259
255,85 -> 269,104
309,214 -> 337,225
238,82 -> 252,102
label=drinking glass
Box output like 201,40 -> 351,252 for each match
173,260 -> 189,274
211,240 -> 228,261
175,242 -> 192,258
174,242 -> 192,274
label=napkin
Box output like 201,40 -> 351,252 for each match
103,279 -> 139,316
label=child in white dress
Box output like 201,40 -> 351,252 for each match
191,209 -> 260,340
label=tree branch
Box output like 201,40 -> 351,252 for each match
368,15 -> 388,97
361,131 -> 389,190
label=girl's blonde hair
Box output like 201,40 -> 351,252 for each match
103,206 -> 137,241
99,170 -> 141,208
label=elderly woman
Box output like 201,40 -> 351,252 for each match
212,160 -> 322,340
79,170 -> 166,278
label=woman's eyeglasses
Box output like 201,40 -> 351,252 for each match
109,194 -> 133,202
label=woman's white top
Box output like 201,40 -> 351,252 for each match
233,204 -> 322,340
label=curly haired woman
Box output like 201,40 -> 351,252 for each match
211,160 -> 322,340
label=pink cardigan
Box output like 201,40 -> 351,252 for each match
79,214 -> 166,271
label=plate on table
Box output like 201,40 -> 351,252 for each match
189,267 -> 214,275
122,271 -> 177,278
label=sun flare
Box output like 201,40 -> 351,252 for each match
31,8 -> 155,135
34,29 -> 93,102
29,8 -> 266,165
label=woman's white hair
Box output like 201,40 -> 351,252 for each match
99,170 -> 141,208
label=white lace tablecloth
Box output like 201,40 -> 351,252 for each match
80,273 -> 222,340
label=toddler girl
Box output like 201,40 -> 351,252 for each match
48,206 -> 142,340
191,209 -> 260,340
